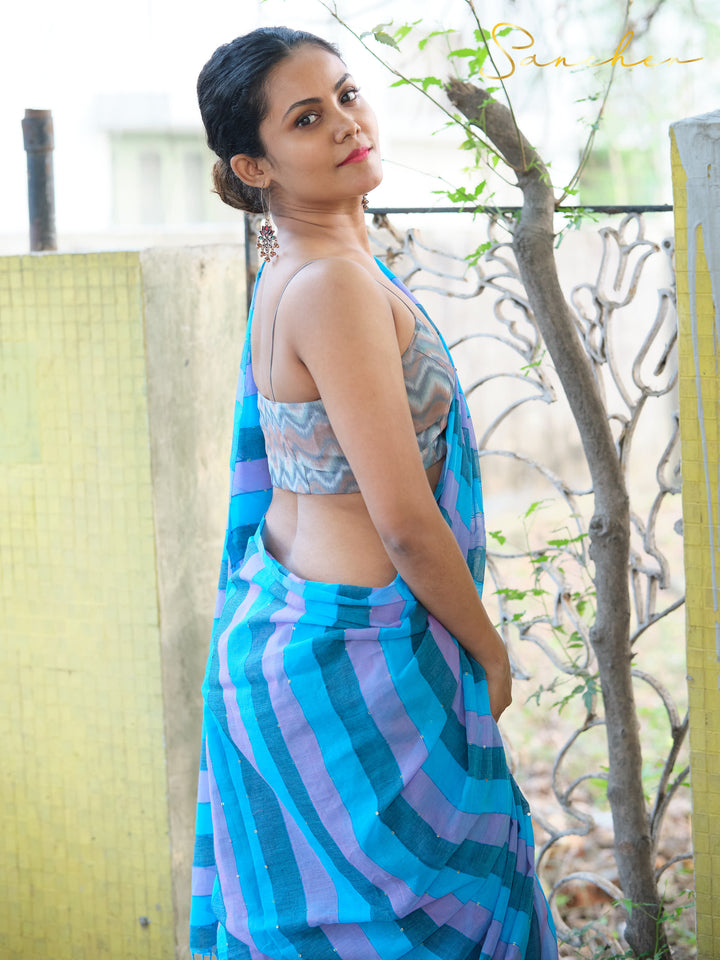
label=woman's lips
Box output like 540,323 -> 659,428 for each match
339,146 -> 371,166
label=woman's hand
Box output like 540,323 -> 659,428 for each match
458,608 -> 513,722
483,652 -> 513,722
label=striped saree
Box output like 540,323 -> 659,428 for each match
190,261 -> 558,960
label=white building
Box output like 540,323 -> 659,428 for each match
0,0 -> 714,254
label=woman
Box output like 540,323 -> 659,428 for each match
191,27 -> 558,960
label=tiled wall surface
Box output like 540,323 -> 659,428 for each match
0,246 -> 244,958
671,114 -> 720,960
0,251 -> 175,957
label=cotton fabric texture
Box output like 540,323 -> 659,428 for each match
190,260 -> 558,960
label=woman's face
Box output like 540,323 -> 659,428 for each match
253,43 -> 382,210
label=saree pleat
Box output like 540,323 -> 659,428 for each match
190,261 -> 558,959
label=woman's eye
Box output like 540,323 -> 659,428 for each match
296,111 -> 320,127
341,87 -> 360,103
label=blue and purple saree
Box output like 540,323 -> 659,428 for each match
190,261 -> 558,960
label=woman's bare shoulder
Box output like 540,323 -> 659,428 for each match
276,256 -> 391,344
279,256 -> 383,303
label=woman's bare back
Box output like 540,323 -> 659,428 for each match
251,254 -> 444,587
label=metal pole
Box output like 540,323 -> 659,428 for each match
22,108 -> 57,251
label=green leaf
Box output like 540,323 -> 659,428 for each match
393,23 -> 415,44
520,356 -> 543,373
418,28 -> 455,51
466,242 -> 493,265
489,530 -> 506,545
373,30 -> 400,50
547,533 -> 588,548
495,587 -> 529,601
445,185 -> 480,204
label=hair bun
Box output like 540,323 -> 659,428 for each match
211,159 -> 263,214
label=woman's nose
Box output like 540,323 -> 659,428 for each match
334,111 -> 360,141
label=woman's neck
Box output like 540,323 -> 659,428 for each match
271,200 -> 372,258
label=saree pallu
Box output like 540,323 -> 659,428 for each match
190,261 -> 558,960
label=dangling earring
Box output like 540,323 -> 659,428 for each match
362,195 -> 369,211
256,187 -> 279,263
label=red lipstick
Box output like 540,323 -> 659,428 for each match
339,146 -> 371,166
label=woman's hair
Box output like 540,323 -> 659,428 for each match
197,27 -> 342,213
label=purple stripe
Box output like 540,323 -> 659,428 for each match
232,457 -> 271,494
445,897 -> 493,940
279,803 -> 339,925
192,864 -> 217,897
440,465 -> 460,514
213,585 -> 226,620
534,879 -> 559,954
446,474 -> 471,552
467,811 -> 513,847
238,548 -> 266,582
400,768 -> 477,842
420,891 -> 465,926
427,616 -> 462,677
243,360 -> 257,395
217,579 -> 264,766
487,814 -> 533,873
343,640 -> 426,773
470,510 -> 485,549
368,596 -> 408,627
344,626 -> 380,642
197,767 -> 210,803
482,916 -> 504,957
465,709 -> 500,749
451,676 -> 465,722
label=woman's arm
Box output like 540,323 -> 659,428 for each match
283,258 -> 512,720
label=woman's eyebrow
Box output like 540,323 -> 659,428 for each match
282,73 -> 352,120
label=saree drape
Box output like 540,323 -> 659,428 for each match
190,261 -> 558,960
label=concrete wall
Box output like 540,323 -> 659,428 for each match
0,246 -> 245,958
671,111 -> 720,959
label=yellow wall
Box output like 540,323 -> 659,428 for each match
0,251 -> 175,958
0,245 -> 245,959
671,117 -> 720,959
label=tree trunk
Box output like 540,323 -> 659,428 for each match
445,78 -> 670,958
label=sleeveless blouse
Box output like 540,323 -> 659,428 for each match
256,304 -> 455,495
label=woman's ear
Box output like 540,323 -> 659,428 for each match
230,154 -> 270,189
